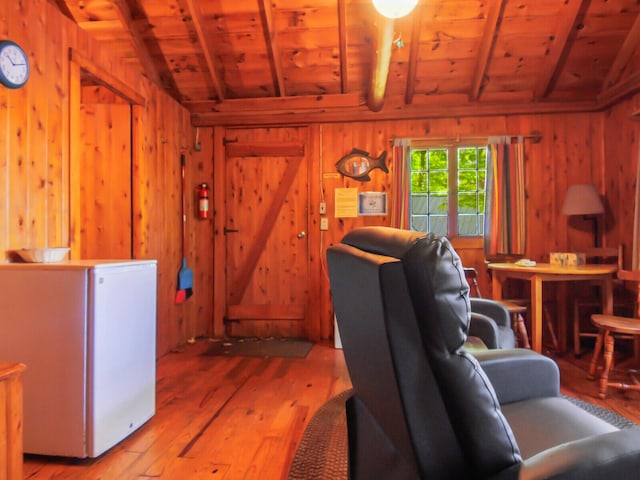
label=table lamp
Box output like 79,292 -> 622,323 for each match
561,184 -> 605,247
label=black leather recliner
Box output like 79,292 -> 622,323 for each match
326,226 -> 640,480
470,297 -> 516,349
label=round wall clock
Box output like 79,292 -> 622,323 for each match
0,40 -> 30,89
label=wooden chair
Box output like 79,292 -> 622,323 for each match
572,246 -> 631,356
464,267 -> 530,348
588,269 -> 640,399
503,296 -> 559,352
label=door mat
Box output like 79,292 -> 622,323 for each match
203,337 -> 313,359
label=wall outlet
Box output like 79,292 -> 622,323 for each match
319,202 -> 327,215
320,218 -> 329,231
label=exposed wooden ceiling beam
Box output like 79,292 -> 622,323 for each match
404,5 -> 423,105
598,71 -> 640,108
69,48 -> 146,105
258,0 -> 286,97
533,0 -> 588,100
53,0 -> 638,119
112,0 -> 162,86
368,16 -> 395,112
50,0 -> 76,21
192,96 -> 599,127
470,0 -> 506,101
179,0 -> 225,102
601,13 -> 640,92
189,71 -> 640,126
185,93 -> 365,114
337,0 -> 349,93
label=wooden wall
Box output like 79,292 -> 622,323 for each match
603,96 -> 640,268
0,0 -> 211,356
3,1 -> 640,352
203,104 -> 640,341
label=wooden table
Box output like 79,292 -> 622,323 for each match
488,263 -> 617,353
0,362 -> 26,480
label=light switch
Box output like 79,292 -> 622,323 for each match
320,218 -> 329,231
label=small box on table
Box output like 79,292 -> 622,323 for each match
550,252 -> 586,266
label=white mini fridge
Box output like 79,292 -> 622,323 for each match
0,259 -> 157,458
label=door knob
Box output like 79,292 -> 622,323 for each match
297,231 -> 306,239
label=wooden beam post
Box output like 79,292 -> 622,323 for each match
368,16 -> 395,112
404,5 -> 423,105
338,0 -> 349,93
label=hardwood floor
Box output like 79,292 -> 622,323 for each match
22,340 -> 640,480
23,340 -> 350,480
555,346 -> 640,423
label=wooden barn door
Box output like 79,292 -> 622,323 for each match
224,127 -> 309,338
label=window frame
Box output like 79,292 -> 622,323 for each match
408,138 -> 488,244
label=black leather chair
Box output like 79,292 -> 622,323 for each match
327,226 -> 640,480
469,297 -> 515,349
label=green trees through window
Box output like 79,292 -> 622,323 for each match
409,145 -> 487,237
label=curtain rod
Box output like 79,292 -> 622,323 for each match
393,131 -> 542,144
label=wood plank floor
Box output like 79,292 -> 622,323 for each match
23,340 -> 350,480
22,340 -> 640,480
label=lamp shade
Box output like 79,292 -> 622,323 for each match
561,184 -> 605,216
372,0 -> 418,19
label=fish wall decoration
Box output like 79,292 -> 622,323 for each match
335,148 -> 388,181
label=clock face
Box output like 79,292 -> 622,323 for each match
0,41 -> 30,89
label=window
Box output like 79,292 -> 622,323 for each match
409,143 -> 487,237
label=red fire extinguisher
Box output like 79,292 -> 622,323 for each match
197,183 -> 209,219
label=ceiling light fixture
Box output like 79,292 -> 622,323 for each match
372,0 -> 419,19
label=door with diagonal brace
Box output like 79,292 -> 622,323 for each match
224,127 -> 309,337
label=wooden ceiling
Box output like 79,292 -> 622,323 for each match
52,0 -> 640,126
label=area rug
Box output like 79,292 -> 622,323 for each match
287,389 -> 351,480
287,390 -> 637,480
203,337 -> 313,359
562,394 -> 637,429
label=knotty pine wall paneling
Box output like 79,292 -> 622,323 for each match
78,98 -> 132,259
1,0 -> 209,356
603,94 -> 640,270
2,1 -> 51,255
191,128 -> 215,344
4,2 -> 640,349
312,114 -> 616,339
188,105 -> 640,344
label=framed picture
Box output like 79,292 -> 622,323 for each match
358,192 -> 387,216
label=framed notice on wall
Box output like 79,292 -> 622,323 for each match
358,192 -> 387,216
334,188 -> 359,218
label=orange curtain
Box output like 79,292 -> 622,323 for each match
484,136 -> 526,260
391,138 -> 411,229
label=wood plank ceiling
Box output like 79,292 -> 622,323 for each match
52,0 -> 640,126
